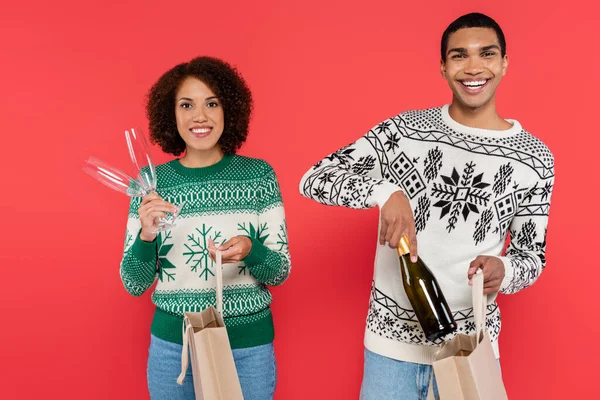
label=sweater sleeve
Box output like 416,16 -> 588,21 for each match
498,166 -> 555,295
119,196 -> 158,296
242,165 -> 291,286
298,120 -> 404,209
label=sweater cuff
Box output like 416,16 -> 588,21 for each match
497,256 -> 514,292
131,231 -> 158,262
371,182 -> 404,208
243,236 -> 269,266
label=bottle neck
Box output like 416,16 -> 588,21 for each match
397,235 -> 411,256
399,253 -> 413,283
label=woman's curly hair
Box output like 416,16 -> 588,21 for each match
146,56 -> 253,156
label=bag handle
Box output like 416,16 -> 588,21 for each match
472,271 -> 487,343
177,318 -> 191,384
216,250 -> 223,315
177,250 -> 223,385
426,272 -> 487,399
427,375 -> 437,400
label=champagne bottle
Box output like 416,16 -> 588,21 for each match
397,235 -> 457,341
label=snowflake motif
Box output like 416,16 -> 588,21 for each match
237,222 -> 270,275
539,181 -> 553,202
464,321 -> 476,332
183,224 -> 225,280
345,177 -> 358,191
157,231 -> 176,282
400,323 -> 416,334
384,131 -> 400,153
431,162 -> 491,232
238,222 -> 269,243
372,307 -> 381,320
312,187 -> 329,202
383,314 -> 395,327
276,220 -> 289,252
318,171 -> 336,184
376,121 -> 392,133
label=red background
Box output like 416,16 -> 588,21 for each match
1,0 -> 597,398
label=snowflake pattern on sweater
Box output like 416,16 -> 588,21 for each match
300,105 -> 554,361
120,155 -> 291,347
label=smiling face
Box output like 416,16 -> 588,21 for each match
441,27 -> 508,110
175,76 -> 225,154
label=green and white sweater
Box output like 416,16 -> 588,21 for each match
120,154 -> 291,349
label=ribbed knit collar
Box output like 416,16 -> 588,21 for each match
441,104 -> 521,138
169,154 -> 234,177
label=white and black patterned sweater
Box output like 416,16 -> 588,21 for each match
299,105 -> 554,364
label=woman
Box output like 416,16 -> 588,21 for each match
119,56 -> 290,400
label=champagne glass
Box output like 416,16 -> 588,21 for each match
83,157 -> 146,196
83,157 -> 175,232
125,127 -> 184,227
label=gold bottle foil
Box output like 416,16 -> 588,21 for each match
397,235 -> 411,256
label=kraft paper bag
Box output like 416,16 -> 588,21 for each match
428,271 -> 508,400
177,251 -> 244,400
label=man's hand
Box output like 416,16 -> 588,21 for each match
380,191 -> 418,262
468,256 -> 505,294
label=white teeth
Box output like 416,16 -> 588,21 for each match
192,128 -> 210,134
462,80 -> 487,87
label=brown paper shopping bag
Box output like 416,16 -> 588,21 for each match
428,271 -> 508,400
176,251 -> 244,400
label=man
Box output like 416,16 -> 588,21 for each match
299,12 -> 554,399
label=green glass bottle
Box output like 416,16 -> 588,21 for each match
397,235 -> 457,341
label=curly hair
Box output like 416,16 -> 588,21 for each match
146,56 -> 253,156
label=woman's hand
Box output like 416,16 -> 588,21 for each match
137,193 -> 176,242
208,236 -> 253,264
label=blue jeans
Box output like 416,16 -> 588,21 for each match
360,348 -> 501,400
147,334 -> 277,400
